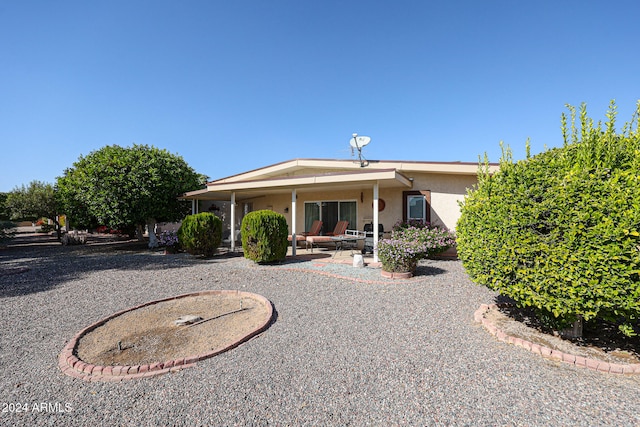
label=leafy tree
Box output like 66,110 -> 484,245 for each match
457,101 -> 640,337
6,181 -> 60,235
0,192 -> 10,220
0,193 -> 13,242
56,144 -> 204,245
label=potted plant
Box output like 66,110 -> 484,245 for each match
377,221 -> 457,278
376,238 -> 424,278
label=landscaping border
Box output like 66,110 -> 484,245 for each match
474,303 -> 640,375
58,290 -> 273,382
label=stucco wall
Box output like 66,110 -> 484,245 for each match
409,173 -> 477,230
209,172 -> 477,236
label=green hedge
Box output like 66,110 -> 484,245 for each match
241,210 -> 288,263
457,101 -> 640,336
178,212 -> 222,257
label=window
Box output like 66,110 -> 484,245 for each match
403,191 -> 431,224
304,200 -> 357,234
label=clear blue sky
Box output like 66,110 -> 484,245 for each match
1,1 -> 639,192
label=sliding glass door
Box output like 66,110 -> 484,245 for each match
305,200 -> 357,234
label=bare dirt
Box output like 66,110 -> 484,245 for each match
76,293 -> 272,366
485,305 -> 640,365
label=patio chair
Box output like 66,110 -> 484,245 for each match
325,220 -> 348,236
305,220 -> 349,252
288,220 -> 323,247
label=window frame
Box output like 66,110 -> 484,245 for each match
402,190 -> 431,224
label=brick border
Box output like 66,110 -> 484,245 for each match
474,303 -> 640,375
58,290 -> 273,382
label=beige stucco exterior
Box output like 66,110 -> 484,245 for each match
181,158 -> 498,255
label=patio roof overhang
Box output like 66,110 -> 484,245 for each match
181,168 -> 413,201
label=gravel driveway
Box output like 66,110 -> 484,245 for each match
1,238 -> 640,426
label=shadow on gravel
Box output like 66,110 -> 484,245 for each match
414,263 -> 448,276
277,253 -> 333,264
0,234 -> 205,298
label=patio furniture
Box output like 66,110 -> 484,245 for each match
288,220 -> 323,247
305,221 -> 350,252
331,230 -> 366,258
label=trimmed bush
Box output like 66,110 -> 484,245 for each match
178,212 -> 222,257
457,101 -> 640,336
241,210 -> 288,263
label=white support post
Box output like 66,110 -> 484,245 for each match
230,192 -> 236,251
373,182 -> 379,263
291,189 -> 297,257
191,199 -> 196,215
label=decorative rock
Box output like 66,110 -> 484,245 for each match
174,315 -> 203,326
352,254 -> 364,268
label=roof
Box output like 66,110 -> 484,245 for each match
210,158 -> 496,184
182,158 -> 498,201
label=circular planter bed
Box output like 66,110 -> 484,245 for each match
59,290 -> 273,381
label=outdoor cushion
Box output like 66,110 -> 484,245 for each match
288,220 -> 323,245
305,221 -> 349,252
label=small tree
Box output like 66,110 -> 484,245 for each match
0,193 -> 10,220
6,181 -> 61,237
457,101 -> 640,337
241,210 -> 288,263
56,144 -> 205,246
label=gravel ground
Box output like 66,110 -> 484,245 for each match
2,237 -> 640,426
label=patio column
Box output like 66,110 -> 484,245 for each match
230,192 -> 236,251
191,199 -> 196,215
373,181 -> 379,263
291,189 -> 297,256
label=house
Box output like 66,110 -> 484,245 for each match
181,158 -> 499,261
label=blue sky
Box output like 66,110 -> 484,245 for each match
1,1 -> 639,192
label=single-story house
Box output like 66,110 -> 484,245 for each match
181,158 -> 499,261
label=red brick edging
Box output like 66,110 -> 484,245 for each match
474,303 -> 640,375
58,290 -> 273,382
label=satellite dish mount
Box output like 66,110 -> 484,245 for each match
350,133 -> 371,167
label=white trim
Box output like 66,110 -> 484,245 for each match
373,182 -> 379,263
230,192 -> 236,251
291,189 -> 297,257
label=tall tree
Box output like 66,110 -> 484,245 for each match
56,144 -> 205,246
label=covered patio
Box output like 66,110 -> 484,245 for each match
181,167 -> 412,262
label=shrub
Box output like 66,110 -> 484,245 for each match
241,210 -> 288,263
377,221 -> 456,272
0,220 -> 16,243
158,230 -> 179,248
178,212 -> 222,257
392,223 -> 456,257
457,101 -> 640,336
377,238 -> 424,272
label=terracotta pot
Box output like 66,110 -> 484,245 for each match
380,270 -> 413,279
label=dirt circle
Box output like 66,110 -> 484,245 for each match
59,290 -> 273,381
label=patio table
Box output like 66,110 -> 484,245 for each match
330,231 -> 366,258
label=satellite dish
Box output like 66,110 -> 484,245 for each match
350,135 -> 371,148
349,133 -> 371,167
